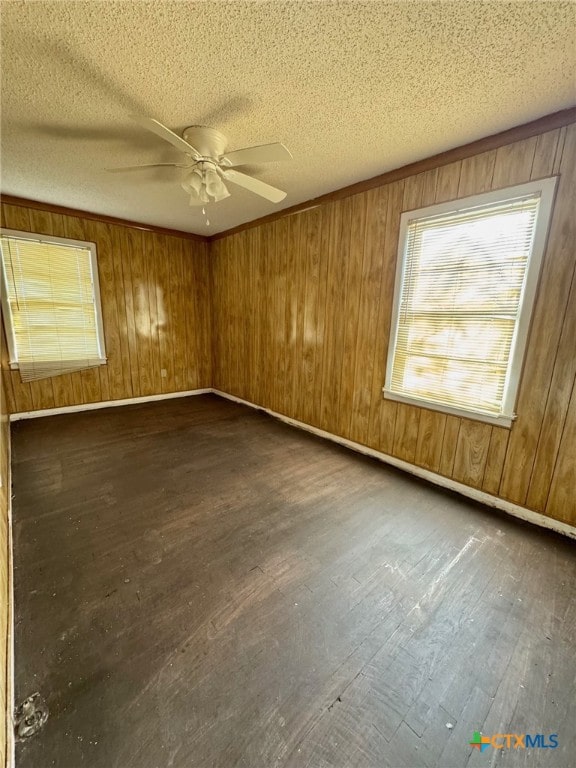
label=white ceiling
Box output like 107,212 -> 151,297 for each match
1,1 -> 574,236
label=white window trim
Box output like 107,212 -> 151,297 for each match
0,228 -> 107,369
383,177 -> 558,428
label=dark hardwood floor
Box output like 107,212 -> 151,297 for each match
11,394 -> 576,768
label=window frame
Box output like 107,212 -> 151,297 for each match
383,177 -> 558,428
0,228 -> 107,370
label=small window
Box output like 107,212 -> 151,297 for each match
384,177 -> 557,427
0,229 -> 106,382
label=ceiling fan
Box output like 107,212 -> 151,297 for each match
107,116 -> 292,206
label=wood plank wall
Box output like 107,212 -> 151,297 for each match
211,123 -> 576,527
0,317 -> 10,768
0,204 -> 212,412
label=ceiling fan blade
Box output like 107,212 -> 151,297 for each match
106,163 -> 185,173
221,169 -> 286,203
220,142 -> 292,167
131,115 -> 201,158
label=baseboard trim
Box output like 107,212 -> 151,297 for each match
212,389 -> 576,541
9,389 -> 213,422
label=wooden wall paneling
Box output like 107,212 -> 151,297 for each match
500,124 -> 576,505
171,237 -> 187,393
132,226 -> 155,398
392,174 -> 427,463
491,136 -> 538,189
545,377 -> 576,526
257,227 -> 272,405
317,203 -> 336,431
229,233 -> 239,398
173,233 -> 191,393
349,190 -> 381,446
284,216 -> 300,417
312,206 -> 331,430
319,201 -> 349,433
552,127 -> 567,174
338,194 -> 367,438
207,240 -> 218,390
391,402 -> 419,467
153,234 -> 175,394
267,222 -> 282,413
434,161 -> 462,204
526,269 -> 576,511
214,236 -> 229,394
263,224 -> 277,407
240,230 -> 253,403
187,237 -> 210,391
414,409 -> 447,473
243,229 -> 255,403
166,232 -> 185,394
260,226 -> 273,407
252,228 -> 266,405
522,132 -> 576,511
110,224 -> 134,399
297,208 -> 321,426
366,184 -> 400,453
242,229 -> 254,402
438,416 -> 461,478
198,242 -> 212,389
481,428 -> 510,496
177,237 -> 194,393
120,227 -> 143,397
142,227 -> 162,395
218,237 -> 230,394
452,420 -> 492,488
331,197 -> 354,436
217,236 -> 230,394
457,150 -> 497,197
530,129 -> 561,180
291,216 -> 308,423
421,167 -> 439,205
241,231 -> 254,403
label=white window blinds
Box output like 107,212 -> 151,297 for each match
384,178 -> 557,426
0,230 -> 106,382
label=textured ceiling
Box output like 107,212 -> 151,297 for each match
1,1 -> 575,235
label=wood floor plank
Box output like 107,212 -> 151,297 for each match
12,395 -> 576,768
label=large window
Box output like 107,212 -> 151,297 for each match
0,229 -> 106,382
384,178 -> 557,427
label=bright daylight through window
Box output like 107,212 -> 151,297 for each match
0,230 -> 106,383
384,178 -> 557,427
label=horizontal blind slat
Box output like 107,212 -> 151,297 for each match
1,233 -> 104,382
390,193 -> 541,417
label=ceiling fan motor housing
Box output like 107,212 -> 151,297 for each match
182,126 -> 228,159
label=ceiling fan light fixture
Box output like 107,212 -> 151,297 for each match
205,168 -> 224,197
181,169 -> 202,195
213,185 -> 231,203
